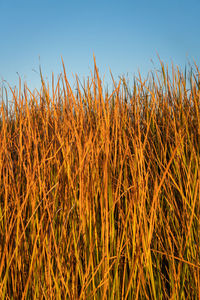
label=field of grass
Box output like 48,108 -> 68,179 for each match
0,58 -> 200,299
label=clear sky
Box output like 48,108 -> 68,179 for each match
1,0 -> 200,94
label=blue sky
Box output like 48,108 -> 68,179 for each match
0,0 -> 200,94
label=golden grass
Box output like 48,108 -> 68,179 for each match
0,58 -> 200,299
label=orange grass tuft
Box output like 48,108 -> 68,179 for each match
0,58 -> 200,299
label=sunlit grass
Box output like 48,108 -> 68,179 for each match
0,57 -> 200,299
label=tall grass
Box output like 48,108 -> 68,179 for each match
0,58 -> 200,299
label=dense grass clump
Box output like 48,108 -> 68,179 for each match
0,58 -> 200,299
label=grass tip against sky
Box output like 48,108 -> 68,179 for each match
0,0 -> 200,95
